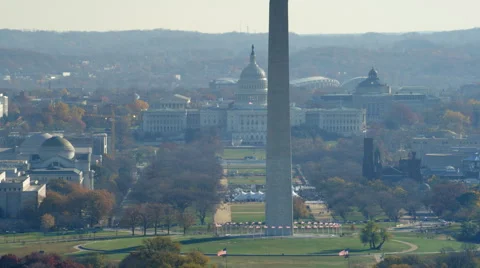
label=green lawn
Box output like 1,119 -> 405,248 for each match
228,176 -> 266,185
231,203 -> 265,223
181,237 -> 409,255
0,241 -> 80,256
392,233 -> 467,253
223,148 -> 266,160
80,236 -> 408,261
1,231 -> 473,267
0,230 -> 127,244
84,237 -> 147,251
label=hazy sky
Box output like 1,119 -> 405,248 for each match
2,0 -> 479,34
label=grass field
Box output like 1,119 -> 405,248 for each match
0,230 -> 123,243
181,236 -> 409,255
234,168 -> 266,174
388,232 -> 466,253
0,241 -> 80,256
81,232 -> 470,256
223,148 -> 266,160
228,176 -> 266,185
230,203 -> 265,222
0,230 -> 474,268
308,203 -> 331,221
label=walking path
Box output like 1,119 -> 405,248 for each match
72,237 -> 420,259
394,239 -> 419,253
373,239 -> 419,263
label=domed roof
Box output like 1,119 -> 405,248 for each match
19,133 -> 53,154
39,136 -> 75,160
239,45 -> 266,81
355,67 -> 390,95
368,67 -> 378,79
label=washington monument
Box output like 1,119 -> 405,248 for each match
266,0 -> 293,236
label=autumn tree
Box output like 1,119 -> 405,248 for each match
40,213 -> 55,233
4,252 -> 86,268
53,102 -> 71,121
85,190 -> 115,226
39,181 -> 115,229
442,109 -> 470,134
127,99 -> 149,113
293,197 -> 309,220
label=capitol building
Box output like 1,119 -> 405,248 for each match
142,46 -> 367,145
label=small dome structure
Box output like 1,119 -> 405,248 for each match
354,67 -> 391,95
19,133 -> 53,155
39,136 -> 75,160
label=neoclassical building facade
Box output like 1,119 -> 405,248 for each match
142,46 -> 366,145
318,68 -> 440,123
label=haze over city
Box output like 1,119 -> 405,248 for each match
2,1 -> 480,267
2,0 -> 480,34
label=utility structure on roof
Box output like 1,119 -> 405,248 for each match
265,0 -> 293,236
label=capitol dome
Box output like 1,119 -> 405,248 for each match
235,45 -> 268,105
39,136 -> 75,160
238,45 -> 268,90
19,133 -> 53,155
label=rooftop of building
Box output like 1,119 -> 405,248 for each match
210,78 -> 238,85
23,184 -> 46,192
306,107 -> 364,112
144,108 -> 188,113
290,76 -> 340,86
29,168 -> 82,175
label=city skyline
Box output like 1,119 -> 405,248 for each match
2,0 -> 479,34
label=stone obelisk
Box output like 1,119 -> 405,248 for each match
266,0 -> 293,236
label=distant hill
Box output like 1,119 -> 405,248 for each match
1,28 -> 480,56
1,28 -> 480,89
0,48 -> 74,73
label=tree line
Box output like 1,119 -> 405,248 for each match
125,138 -> 223,233
24,179 -> 115,231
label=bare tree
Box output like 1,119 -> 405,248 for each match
146,203 -> 165,236
122,207 -> 141,236
177,211 -> 196,235
163,205 -> 177,235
